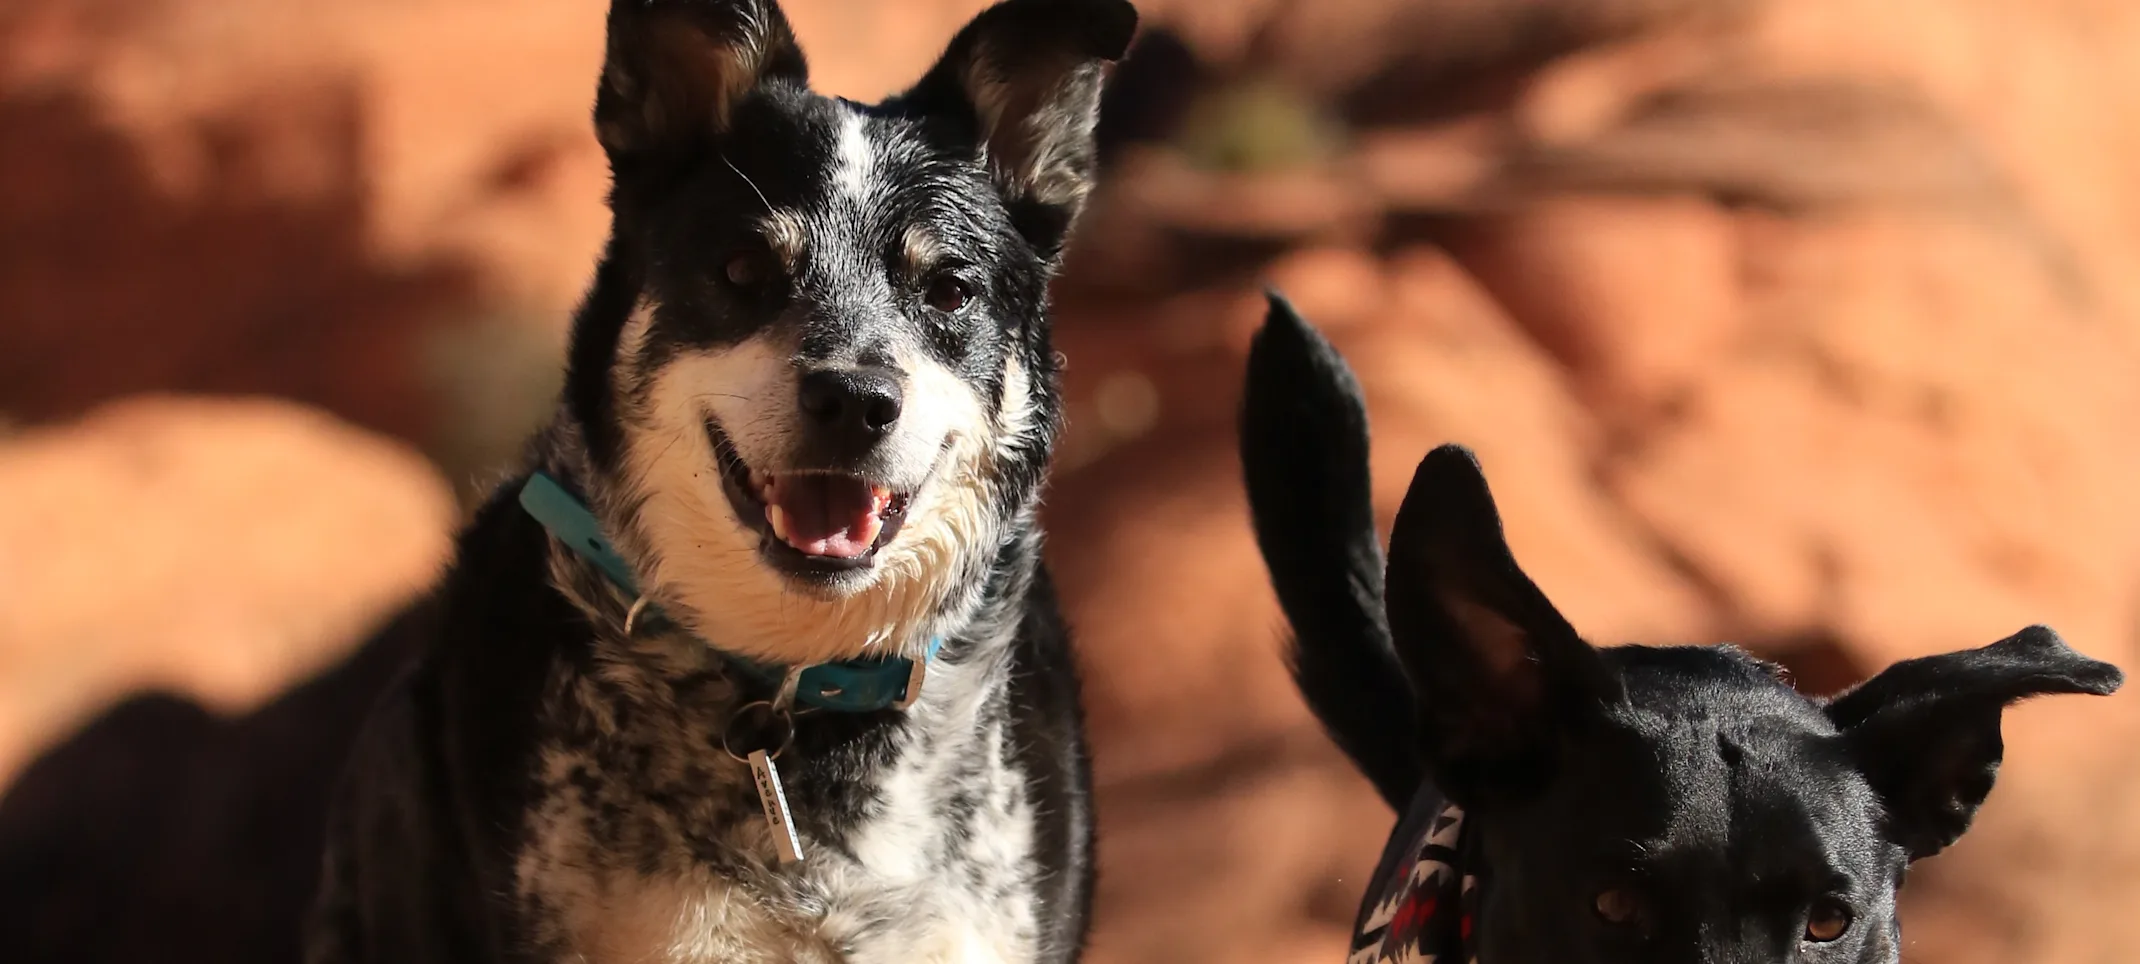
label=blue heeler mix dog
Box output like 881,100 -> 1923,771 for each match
303,1 -> 1136,961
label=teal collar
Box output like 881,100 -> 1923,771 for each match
517,471 -> 942,713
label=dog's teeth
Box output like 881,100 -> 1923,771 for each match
870,486 -> 892,510
767,504 -> 790,542
857,513 -> 884,547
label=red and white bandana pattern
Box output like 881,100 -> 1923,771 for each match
1348,799 -> 1478,964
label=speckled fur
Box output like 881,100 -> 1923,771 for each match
506,507 -> 1062,964
301,2 -> 1135,962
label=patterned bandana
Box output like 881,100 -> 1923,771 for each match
1347,788 -> 1478,964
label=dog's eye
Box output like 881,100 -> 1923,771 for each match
724,252 -> 773,291
1593,888 -> 1644,926
1804,899 -> 1853,943
924,275 -> 972,313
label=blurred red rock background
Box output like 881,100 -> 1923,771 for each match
5,0 -> 2140,961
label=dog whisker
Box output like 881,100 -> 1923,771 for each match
721,152 -> 774,213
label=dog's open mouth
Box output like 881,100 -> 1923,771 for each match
750,472 -> 911,559
709,423 -> 912,574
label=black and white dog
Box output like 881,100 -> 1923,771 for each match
1239,293 -> 2125,964
304,1 -> 1135,961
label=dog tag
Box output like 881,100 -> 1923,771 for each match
748,748 -> 804,864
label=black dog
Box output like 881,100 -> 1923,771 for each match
1239,293 -> 2125,964
302,1 -> 1134,961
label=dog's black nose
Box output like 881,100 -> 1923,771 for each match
798,368 -> 904,444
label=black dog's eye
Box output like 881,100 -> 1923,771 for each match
724,251 -> 774,291
924,274 -> 972,313
1593,888 -> 1644,926
1805,899 -> 1853,943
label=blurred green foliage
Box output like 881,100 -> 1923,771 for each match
1172,76 -> 1345,173
418,310 -> 565,508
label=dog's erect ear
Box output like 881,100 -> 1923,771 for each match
1826,625 -> 2122,860
1383,445 -> 1623,805
594,0 -> 808,156
1243,293 -> 1421,811
902,0 -> 1138,257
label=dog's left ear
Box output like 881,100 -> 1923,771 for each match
901,0 -> 1139,258
1826,626 -> 2123,860
594,0 -> 809,157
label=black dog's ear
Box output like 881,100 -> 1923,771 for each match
1243,293 -> 1422,811
1826,625 -> 2122,860
901,0 -> 1138,258
594,0 -> 808,156
1383,445 -> 1624,805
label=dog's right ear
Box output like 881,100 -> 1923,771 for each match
594,0 -> 808,156
1383,445 -> 1624,805
1243,292 -> 1422,811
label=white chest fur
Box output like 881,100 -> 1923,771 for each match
535,862 -> 1036,964
521,789 -> 1042,964
512,658 -> 1044,964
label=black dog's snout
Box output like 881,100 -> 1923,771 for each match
798,368 -> 904,445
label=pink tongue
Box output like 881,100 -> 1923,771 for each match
773,476 -> 881,558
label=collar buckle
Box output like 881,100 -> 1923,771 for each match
891,658 -> 927,711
